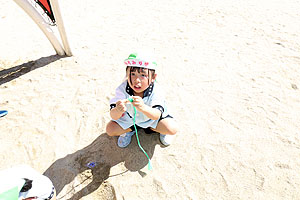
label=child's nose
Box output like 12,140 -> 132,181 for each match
135,76 -> 141,82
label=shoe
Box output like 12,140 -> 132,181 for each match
159,134 -> 174,146
118,131 -> 135,148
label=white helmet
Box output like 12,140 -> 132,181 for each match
124,52 -> 157,70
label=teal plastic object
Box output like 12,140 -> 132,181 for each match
0,186 -> 18,200
0,178 -> 25,200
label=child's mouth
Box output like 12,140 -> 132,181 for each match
134,86 -> 141,90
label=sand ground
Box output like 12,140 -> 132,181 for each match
1,0 -> 300,199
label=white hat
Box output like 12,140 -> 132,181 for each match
124,52 -> 157,70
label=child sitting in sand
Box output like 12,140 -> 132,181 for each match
106,52 -> 178,148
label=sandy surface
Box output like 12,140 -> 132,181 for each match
1,0 -> 300,199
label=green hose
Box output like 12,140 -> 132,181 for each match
128,97 -> 152,170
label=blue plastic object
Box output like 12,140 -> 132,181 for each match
0,110 -> 8,118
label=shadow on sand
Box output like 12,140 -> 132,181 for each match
44,131 -> 162,200
0,54 -> 63,85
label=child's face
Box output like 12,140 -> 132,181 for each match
127,67 -> 156,96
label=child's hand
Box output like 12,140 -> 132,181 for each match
130,96 -> 146,111
116,99 -> 128,113
128,96 -> 161,120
